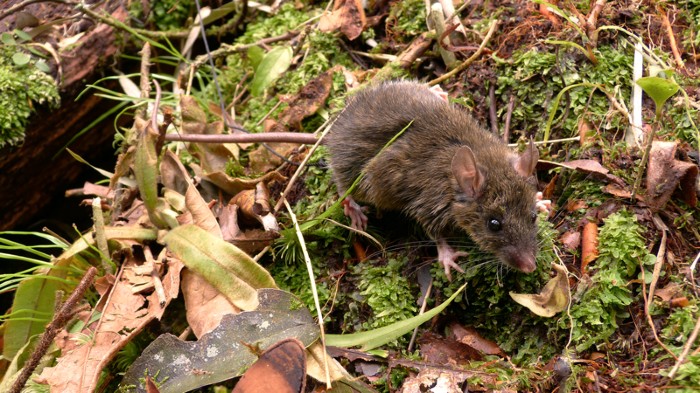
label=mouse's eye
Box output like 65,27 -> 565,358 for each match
531,212 -> 537,223
487,218 -> 502,232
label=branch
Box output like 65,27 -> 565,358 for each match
164,131 -> 319,145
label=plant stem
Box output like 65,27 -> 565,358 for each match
631,108 -> 660,201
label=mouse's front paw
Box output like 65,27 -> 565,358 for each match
437,240 -> 466,281
536,191 -> 552,214
342,197 -> 368,230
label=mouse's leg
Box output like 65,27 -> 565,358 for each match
436,239 -> 466,281
342,196 -> 368,230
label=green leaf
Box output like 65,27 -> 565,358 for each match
325,283 -> 467,350
34,59 -> 50,73
134,129 -> 167,228
163,224 -> 278,310
250,45 -> 293,96
247,46 -> 264,71
12,52 -> 31,67
3,276 -> 60,360
14,29 -> 32,42
636,76 -> 680,112
202,1 -> 241,25
1,32 -> 15,45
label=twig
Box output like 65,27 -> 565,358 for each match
659,7 -> 685,70
639,260 -> 678,360
503,93 -> 516,143
647,215 -> 668,302
164,131 -> 319,145
585,0 -> 606,47
408,280 -> 432,352
429,19 -> 499,86
9,267 -> 98,393
488,83 -> 498,135
282,197 -> 331,388
0,0 -> 70,21
92,197 -> 112,274
668,314 -> 700,378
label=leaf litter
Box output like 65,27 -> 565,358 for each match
1,0 -> 700,392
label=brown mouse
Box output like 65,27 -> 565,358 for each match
326,80 -> 541,279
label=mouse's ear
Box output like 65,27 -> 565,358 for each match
513,139 -> 539,177
452,146 -> 484,199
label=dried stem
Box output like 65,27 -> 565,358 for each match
429,19 -> 499,86
9,267 -> 98,393
164,131 -> 319,145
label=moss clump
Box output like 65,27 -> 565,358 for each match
565,210 -> 655,352
0,47 -> 60,148
496,44 -> 634,141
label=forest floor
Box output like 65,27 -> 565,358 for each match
1,0 -> 700,392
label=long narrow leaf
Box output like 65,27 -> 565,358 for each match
325,283 -> 467,350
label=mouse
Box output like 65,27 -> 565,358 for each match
326,80 -> 542,279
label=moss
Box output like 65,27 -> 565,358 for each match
565,210 -> 655,352
0,46 -> 60,148
496,44 -> 635,142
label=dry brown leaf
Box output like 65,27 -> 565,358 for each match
181,269 -> 240,337
654,282 -> 682,302
38,257 -> 183,392
204,170 -> 286,196
186,183 -> 223,238
181,95 -> 207,134
229,182 -> 279,231
248,142 -> 300,173
559,230 -> 581,251
509,264 -> 570,317
419,331 -> 482,363
276,68 -> 335,129
318,0 -> 366,40
232,338 -> 306,393
448,323 -> 504,356
581,221 -> 598,273
646,141 -> 698,211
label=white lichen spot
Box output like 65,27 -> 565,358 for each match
206,345 -> 220,358
259,320 -> 270,329
173,354 -> 191,366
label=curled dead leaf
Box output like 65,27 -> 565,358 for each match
509,264 -> 570,317
318,0 -> 366,40
646,141 -> 698,211
232,338 -> 307,393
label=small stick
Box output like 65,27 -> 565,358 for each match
488,83 -> 498,135
429,19 -> 499,86
164,131 -> 319,145
659,8 -> 685,69
502,93 -> 516,143
9,267 -> 98,393
92,197 -> 112,274
668,314 -> 700,378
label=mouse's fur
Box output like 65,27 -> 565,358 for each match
327,80 -> 539,273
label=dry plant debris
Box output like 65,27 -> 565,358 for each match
0,0 -> 699,392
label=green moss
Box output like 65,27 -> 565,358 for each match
387,0 -> 427,41
496,44 -> 634,141
238,3 -> 312,44
565,210 -> 655,352
0,46 -> 59,148
348,255 -> 418,334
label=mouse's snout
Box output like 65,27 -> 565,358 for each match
502,248 -> 537,273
